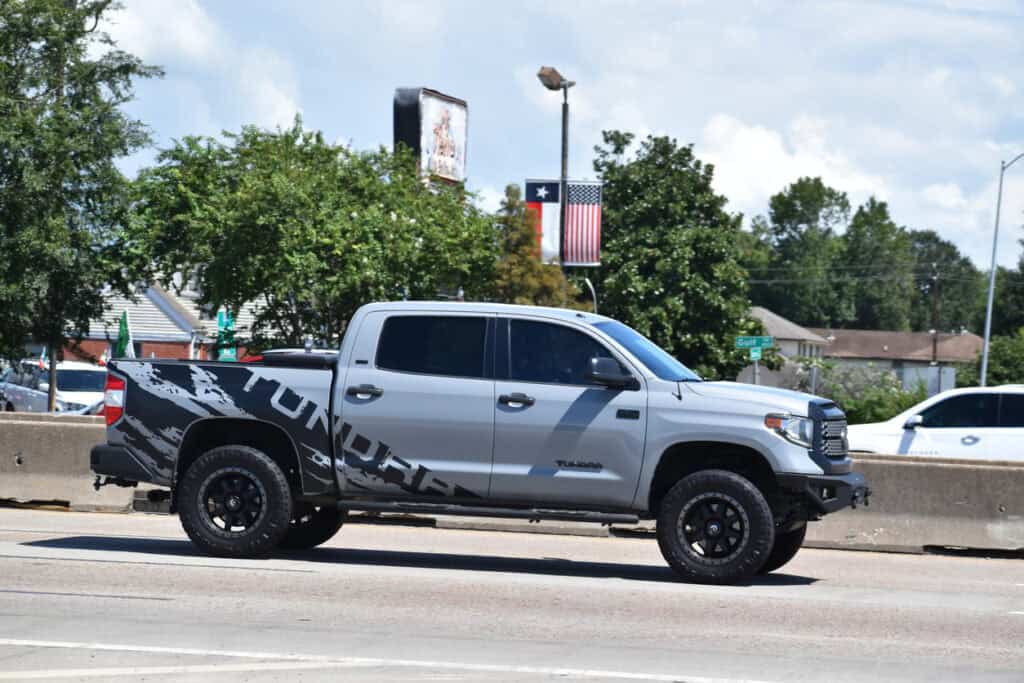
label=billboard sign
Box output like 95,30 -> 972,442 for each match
394,88 -> 468,183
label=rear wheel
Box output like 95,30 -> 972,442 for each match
178,445 -> 292,558
758,523 -> 807,575
279,504 -> 346,549
4,402 -> 14,412
657,469 -> 775,584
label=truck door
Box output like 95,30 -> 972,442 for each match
336,311 -> 495,501
490,317 -> 647,508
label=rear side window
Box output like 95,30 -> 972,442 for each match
999,395 -> 1024,427
376,316 -> 487,379
920,394 -> 999,428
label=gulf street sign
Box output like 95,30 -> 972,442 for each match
749,347 -> 763,361
735,336 -> 774,349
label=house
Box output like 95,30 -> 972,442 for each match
736,307 -> 828,386
62,282 -> 259,363
808,327 -> 982,392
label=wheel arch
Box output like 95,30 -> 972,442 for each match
175,417 -> 304,498
647,441 -> 778,515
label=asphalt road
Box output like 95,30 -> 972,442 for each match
0,508 -> 1021,682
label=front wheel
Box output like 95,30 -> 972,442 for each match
657,469 -> 775,584
279,504 -> 346,549
758,523 -> 807,575
178,445 -> 293,558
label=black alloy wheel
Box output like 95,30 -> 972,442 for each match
178,445 -> 292,558
200,470 -> 267,533
657,469 -> 775,584
679,493 -> 748,561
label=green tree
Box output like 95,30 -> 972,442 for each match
129,120 -> 497,348
0,0 -> 160,408
988,256 -> 1024,337
789,359 -> 926,424
748,177 -> 853,327
592,131 -> 758,379
493,184 -> 583,308
958,328 -> 1024,386
842,198 -> 914,330
908,229 -> 985,333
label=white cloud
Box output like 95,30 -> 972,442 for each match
699,114 -> 885,218
104,0 -> 223,66
472,185 -> 505,214
923,183 -> 969,210
238,50 -> 301,129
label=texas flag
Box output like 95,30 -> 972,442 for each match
525,179 -> 561,263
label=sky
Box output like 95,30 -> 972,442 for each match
104,0 -> 1024,269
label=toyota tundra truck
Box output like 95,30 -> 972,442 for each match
91,301 -> 868,583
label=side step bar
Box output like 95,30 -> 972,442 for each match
338,500 -> 639,525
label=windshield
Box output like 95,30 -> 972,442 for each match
593,321 -> 701,382
40,369 -> 107,392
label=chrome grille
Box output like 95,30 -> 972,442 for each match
821,419 -> 848,459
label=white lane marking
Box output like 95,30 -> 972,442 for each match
0,661 -> 349,680
0,638 -> 776,683
1010,611 -> 1024,615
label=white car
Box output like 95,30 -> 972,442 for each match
0,360 -> 106,413
846,386 -> 1024,461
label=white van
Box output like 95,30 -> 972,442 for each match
846,386 -> 1024,461
0,360 -> 106,413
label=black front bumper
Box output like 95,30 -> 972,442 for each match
777,471 -> 870,515
91,444 -> 153,484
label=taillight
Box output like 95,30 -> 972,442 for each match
104,374 -> 125,426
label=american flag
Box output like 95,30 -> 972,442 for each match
563,181 -> 602,266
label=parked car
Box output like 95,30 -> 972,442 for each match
91,302 -> 869,584
0,360 -> 106,413
846,386 -> 1024,460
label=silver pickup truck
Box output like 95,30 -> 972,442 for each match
91,301 -> 868,583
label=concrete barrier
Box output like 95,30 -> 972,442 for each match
0,413 -> 135,512
2,414 -> 1022,553
805,453 -> 1024,553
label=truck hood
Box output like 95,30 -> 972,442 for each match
686,381 -> 824,416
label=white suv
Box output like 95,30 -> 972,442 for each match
0,360 -> 106,413
846,386 -> 1024,461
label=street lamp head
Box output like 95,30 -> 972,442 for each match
537,66 -> 575,91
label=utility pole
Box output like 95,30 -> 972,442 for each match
930,262 -> 940,365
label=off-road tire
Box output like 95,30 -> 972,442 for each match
178,445 -> 292,558
279,504 -> 346,550
758,523 -> 807,575
657,469 -> 775,584
3,402 -> 13,412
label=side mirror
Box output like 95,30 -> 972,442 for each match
586,357 -> 637,389
38,381 -> 49,392
903,414 -> 923,430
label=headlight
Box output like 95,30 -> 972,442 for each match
765,413 -> 814,448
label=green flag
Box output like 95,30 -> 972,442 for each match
115,311 -> 135,358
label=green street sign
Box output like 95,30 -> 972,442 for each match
735,335 -> 773,349
749,347 -> 763,361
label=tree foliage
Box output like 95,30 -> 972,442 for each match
592,131 -> 758,379
842,198 -> 914,330
492,184 -> 583,308
747,177 -> 853,327
129,120 -> 497,347
908,229 -> 984,333
0,0 -> 160,362
958,328 -> 1024,386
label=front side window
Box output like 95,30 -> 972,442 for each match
509,319 -> 615,386
376,316 -> 487,379
919,394 -> 999,428
999,395 -> 1024,427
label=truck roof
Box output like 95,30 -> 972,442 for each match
356,301 -> 612,325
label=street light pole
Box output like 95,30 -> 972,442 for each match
980,152 -> 1024,386
537,66 -> 575,272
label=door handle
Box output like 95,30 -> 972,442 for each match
346,384 -> 383,399
961,435 -> 980,446
498,392 -> 535,407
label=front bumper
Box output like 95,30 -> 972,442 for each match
777,471 -> 870,515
